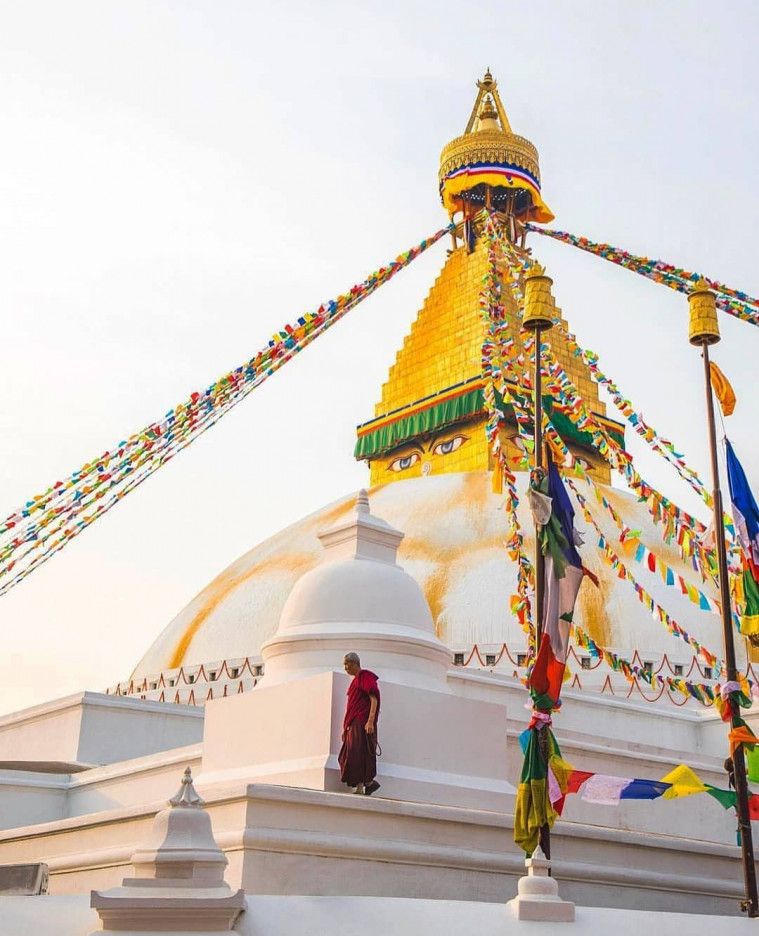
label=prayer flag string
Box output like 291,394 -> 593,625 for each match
571,625 -> 734,705
0,226 -> 452,595
480,214 -> 533,643
573,473 -> 723,616
497,239 -> 722,582
556,325 -> 743,576
547,758 -> 749,817
525,225 -> 759,327
566,478 -> 725,675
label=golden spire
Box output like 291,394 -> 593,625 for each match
463,67 -> 513,134
439,69 -> 553,223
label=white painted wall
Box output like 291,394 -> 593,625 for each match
0,691 -> 203,767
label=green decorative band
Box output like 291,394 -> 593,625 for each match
354,385 -> 625,460
355,387 -> 484,460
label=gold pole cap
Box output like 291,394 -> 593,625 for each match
523,263 -> 555,332
688,277 -> 720,346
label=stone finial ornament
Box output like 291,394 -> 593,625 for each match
507,846 -> 575,922
356,488 -> 370,515
169,766 -> 205,807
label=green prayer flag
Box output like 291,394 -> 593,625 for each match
747,745 -> 759,784
705,785 -> 738,810
514,727 -> 562,855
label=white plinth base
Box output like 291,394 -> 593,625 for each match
507,849 -> 576,922
509,893 -> 576,923
89,889 -> 246,931
201,670 -> 513,810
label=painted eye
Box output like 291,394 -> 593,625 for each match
432,435 -> 467,456
388,452 -> 420,473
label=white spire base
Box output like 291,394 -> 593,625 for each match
507,847 -> 575,922
90,767 -> 245,931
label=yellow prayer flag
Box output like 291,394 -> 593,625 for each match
491,467 -> 503,495
659,763 -> 708,800
709,362 -> 736,417
741,613 -> 759,638
514,780 -> 557,855
548,754 -> 575,793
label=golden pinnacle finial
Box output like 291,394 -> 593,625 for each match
479,95 -> 498,123
478,67 -> 495,91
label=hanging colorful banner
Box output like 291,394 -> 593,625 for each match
0,225 -> 452,595
525,225 -> 759,327
566,478 -> 725,675
571,625 -> 744,705
480,213 -> 534,641
709,362 -> 737,418
726,439 -> 759,639
528,462 -> 585,710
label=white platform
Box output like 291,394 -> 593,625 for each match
0,893 -> 754,936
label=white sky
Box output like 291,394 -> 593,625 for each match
1,1 -> 757,716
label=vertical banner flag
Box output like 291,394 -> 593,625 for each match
726,439 -> 759,638
528,460 -> 585,708
516,458 -> 586,855
709,362 -> 736,417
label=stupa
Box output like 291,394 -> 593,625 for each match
0,70 -> 754,931
124,70 -> 744,702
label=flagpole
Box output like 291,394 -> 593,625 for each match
524,264 -> 555,860
534,323 -> 550,860
689,281 -> 758,917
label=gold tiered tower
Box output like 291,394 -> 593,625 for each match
355,71 -> 624,486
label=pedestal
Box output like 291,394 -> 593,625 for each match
200,670 -> 513,810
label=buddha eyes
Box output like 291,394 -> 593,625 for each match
388,452 -> 420,472
432,435 -> 467,456
386,435 -> 468,472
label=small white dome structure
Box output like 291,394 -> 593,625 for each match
261,490 -> 450,689
199,493 -> 513,810
91,767 -> 245,931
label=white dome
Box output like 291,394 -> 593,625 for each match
278,492 -> 434,637
279,560 -> 435,636
130,471 -> 737,682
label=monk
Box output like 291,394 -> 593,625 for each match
338,652 -> 380,795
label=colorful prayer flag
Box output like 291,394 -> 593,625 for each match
513,727 -> 559,855
529,461 -> 584,708
726,439 -> 759,637
709,362 -> 736,417
660,764 -> 708,799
